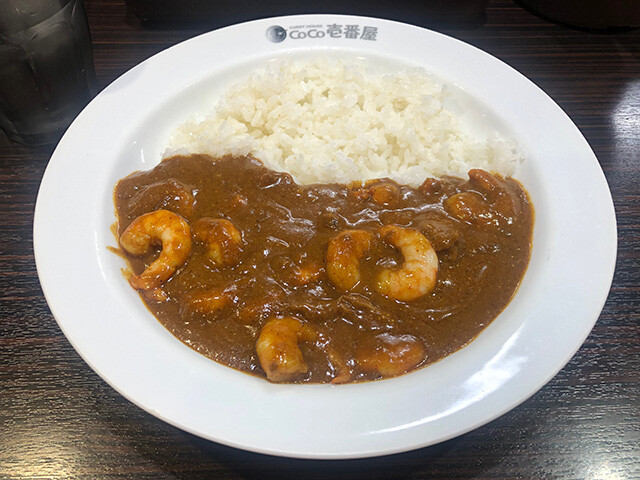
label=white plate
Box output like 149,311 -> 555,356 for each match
34,15 -> 617,459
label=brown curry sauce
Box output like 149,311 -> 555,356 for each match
114,154 -> 533,383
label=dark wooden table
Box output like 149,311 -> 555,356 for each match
1,0 -> 638,478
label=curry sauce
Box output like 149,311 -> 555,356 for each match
114,154 -> 533,383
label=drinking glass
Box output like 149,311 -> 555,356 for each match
0,0 -> 95,145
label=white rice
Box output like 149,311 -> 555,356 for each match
167,58 -> 521,185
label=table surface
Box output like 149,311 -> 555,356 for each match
1,0 -> 638,478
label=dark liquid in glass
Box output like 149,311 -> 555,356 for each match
0,0 -> 95,145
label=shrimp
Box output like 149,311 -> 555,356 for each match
192,218 -> 243,268
445,170 -> 521,228
236,291 -> 285,324
418,175 -> 464,199
256,317 -> 316,383
350,179 -> 400,206
290,261 -> 324,286
143,287 -> 169,303
375,225 -> 438,302
468,168 -> 521,219
180,286 -> 234,317
444,191 -> 494,226
120,209 -> 192,290
356,333 -> 426,378
326,229 -> 373,291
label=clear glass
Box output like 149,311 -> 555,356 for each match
0,0 -> 95,145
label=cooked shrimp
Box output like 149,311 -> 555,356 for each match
236,291 -> 285,324
444,191 -> 495,226
256,317 -> 316,383
468,168 -> 502,194
192,218 -> 243,268
290,261 -> 324,286
356,333 -> 426,378
350,179 -> 400,206
419,175 -> 464,199
120,209 -> 192,290
326,229 -> 373,291
418,177 -> 442,197
468,168 -> 520,218
375,225 -> 438,302
180,286 -> 234,317
446,170 -> 521,228
143,287 -> 169,303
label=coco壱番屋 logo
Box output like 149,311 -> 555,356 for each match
266,24 -> 379,43
266,26 -> 287,43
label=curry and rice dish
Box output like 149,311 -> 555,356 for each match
113,58 -> 533,383
114,154 -> 533,384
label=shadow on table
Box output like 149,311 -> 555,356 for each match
91,385 -> 513,479
187,433 -> 498,480
83,356 -> 537,480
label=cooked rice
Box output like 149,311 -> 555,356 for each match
167,58 -> 520,185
